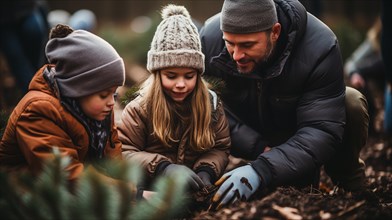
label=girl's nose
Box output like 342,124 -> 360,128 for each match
176,80 -> 185,88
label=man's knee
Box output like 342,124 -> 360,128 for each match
326,87 -> 368,191
345,86 -> 369,139
345,87 -> 369,117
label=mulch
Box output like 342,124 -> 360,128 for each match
189,136 -> 392,219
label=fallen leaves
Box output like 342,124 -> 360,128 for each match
191,137 -> 392,219
272,204 -> 302,220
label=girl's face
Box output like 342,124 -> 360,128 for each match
78,86 -> 118,121
160,67 -> 197,103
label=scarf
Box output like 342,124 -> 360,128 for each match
44,67 -> 109,160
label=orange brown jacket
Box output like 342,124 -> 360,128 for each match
0,65 -> 122,181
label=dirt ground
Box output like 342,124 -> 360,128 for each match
188,134 -> 392,220
182,80 -> 392,219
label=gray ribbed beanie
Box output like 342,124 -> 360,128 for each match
220,0 -> 278,33
46,29 -> 125,98
147,4 -> 204,73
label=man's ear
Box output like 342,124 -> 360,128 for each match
271,23 -> 281,41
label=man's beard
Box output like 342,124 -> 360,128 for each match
237,38 -> 274,74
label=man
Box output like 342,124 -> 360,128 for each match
199,0 -> 369,208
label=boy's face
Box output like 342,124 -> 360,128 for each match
160,67 -> 197,103
78,86 -> 118,121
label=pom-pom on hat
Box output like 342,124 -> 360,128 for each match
147,4 -> 205,74
45,24 -> 125,98
220,0 -> 278,33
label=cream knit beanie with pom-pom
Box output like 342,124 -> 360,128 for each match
147,4 -> 204,74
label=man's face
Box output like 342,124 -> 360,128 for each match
223,29 -> 277,74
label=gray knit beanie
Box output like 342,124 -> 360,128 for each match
46,27 -> 125,98
221,0 -> 278,33
147,4 -> 204,74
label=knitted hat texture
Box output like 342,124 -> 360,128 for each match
147,4 -> 204,73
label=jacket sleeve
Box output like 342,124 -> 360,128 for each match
118,101 -> 171,177
199,13 -> 226,78
251,43 -> 346,187
193,100 -> 231,182
224,106 -> 270,160
15,99 -> 84,181
104,112 -> 122,160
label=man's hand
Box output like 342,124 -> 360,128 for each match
162,164 -> 205,191
211,165 -> 261,210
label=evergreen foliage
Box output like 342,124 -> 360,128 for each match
203,75 -> 226,96
0,148 -> 188,220
120,85 -> 140,108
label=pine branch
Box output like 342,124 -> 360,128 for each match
120,85 -> 140,108
0,147 -> 187,219
130,171 -> 189,220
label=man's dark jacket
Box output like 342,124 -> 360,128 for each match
199,0 -> 346,187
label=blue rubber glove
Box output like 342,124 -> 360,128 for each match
212,165 -> 261,209
161,164 -> 205,191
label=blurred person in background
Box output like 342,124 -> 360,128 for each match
0,0 -> 49,94
345,18 -> 385,135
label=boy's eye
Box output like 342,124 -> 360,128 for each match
100,92 -> 117,99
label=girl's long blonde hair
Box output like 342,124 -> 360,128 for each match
140,72 -> 215,151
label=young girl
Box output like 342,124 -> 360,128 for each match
118,5 -> 231,191
0,24 -> 125,187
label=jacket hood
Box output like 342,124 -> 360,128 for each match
267,0 -> 307,79
28,65 -> 58,97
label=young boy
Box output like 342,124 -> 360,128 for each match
0,24 -> 125,187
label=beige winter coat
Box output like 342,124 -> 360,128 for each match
118,93 -> 231,182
